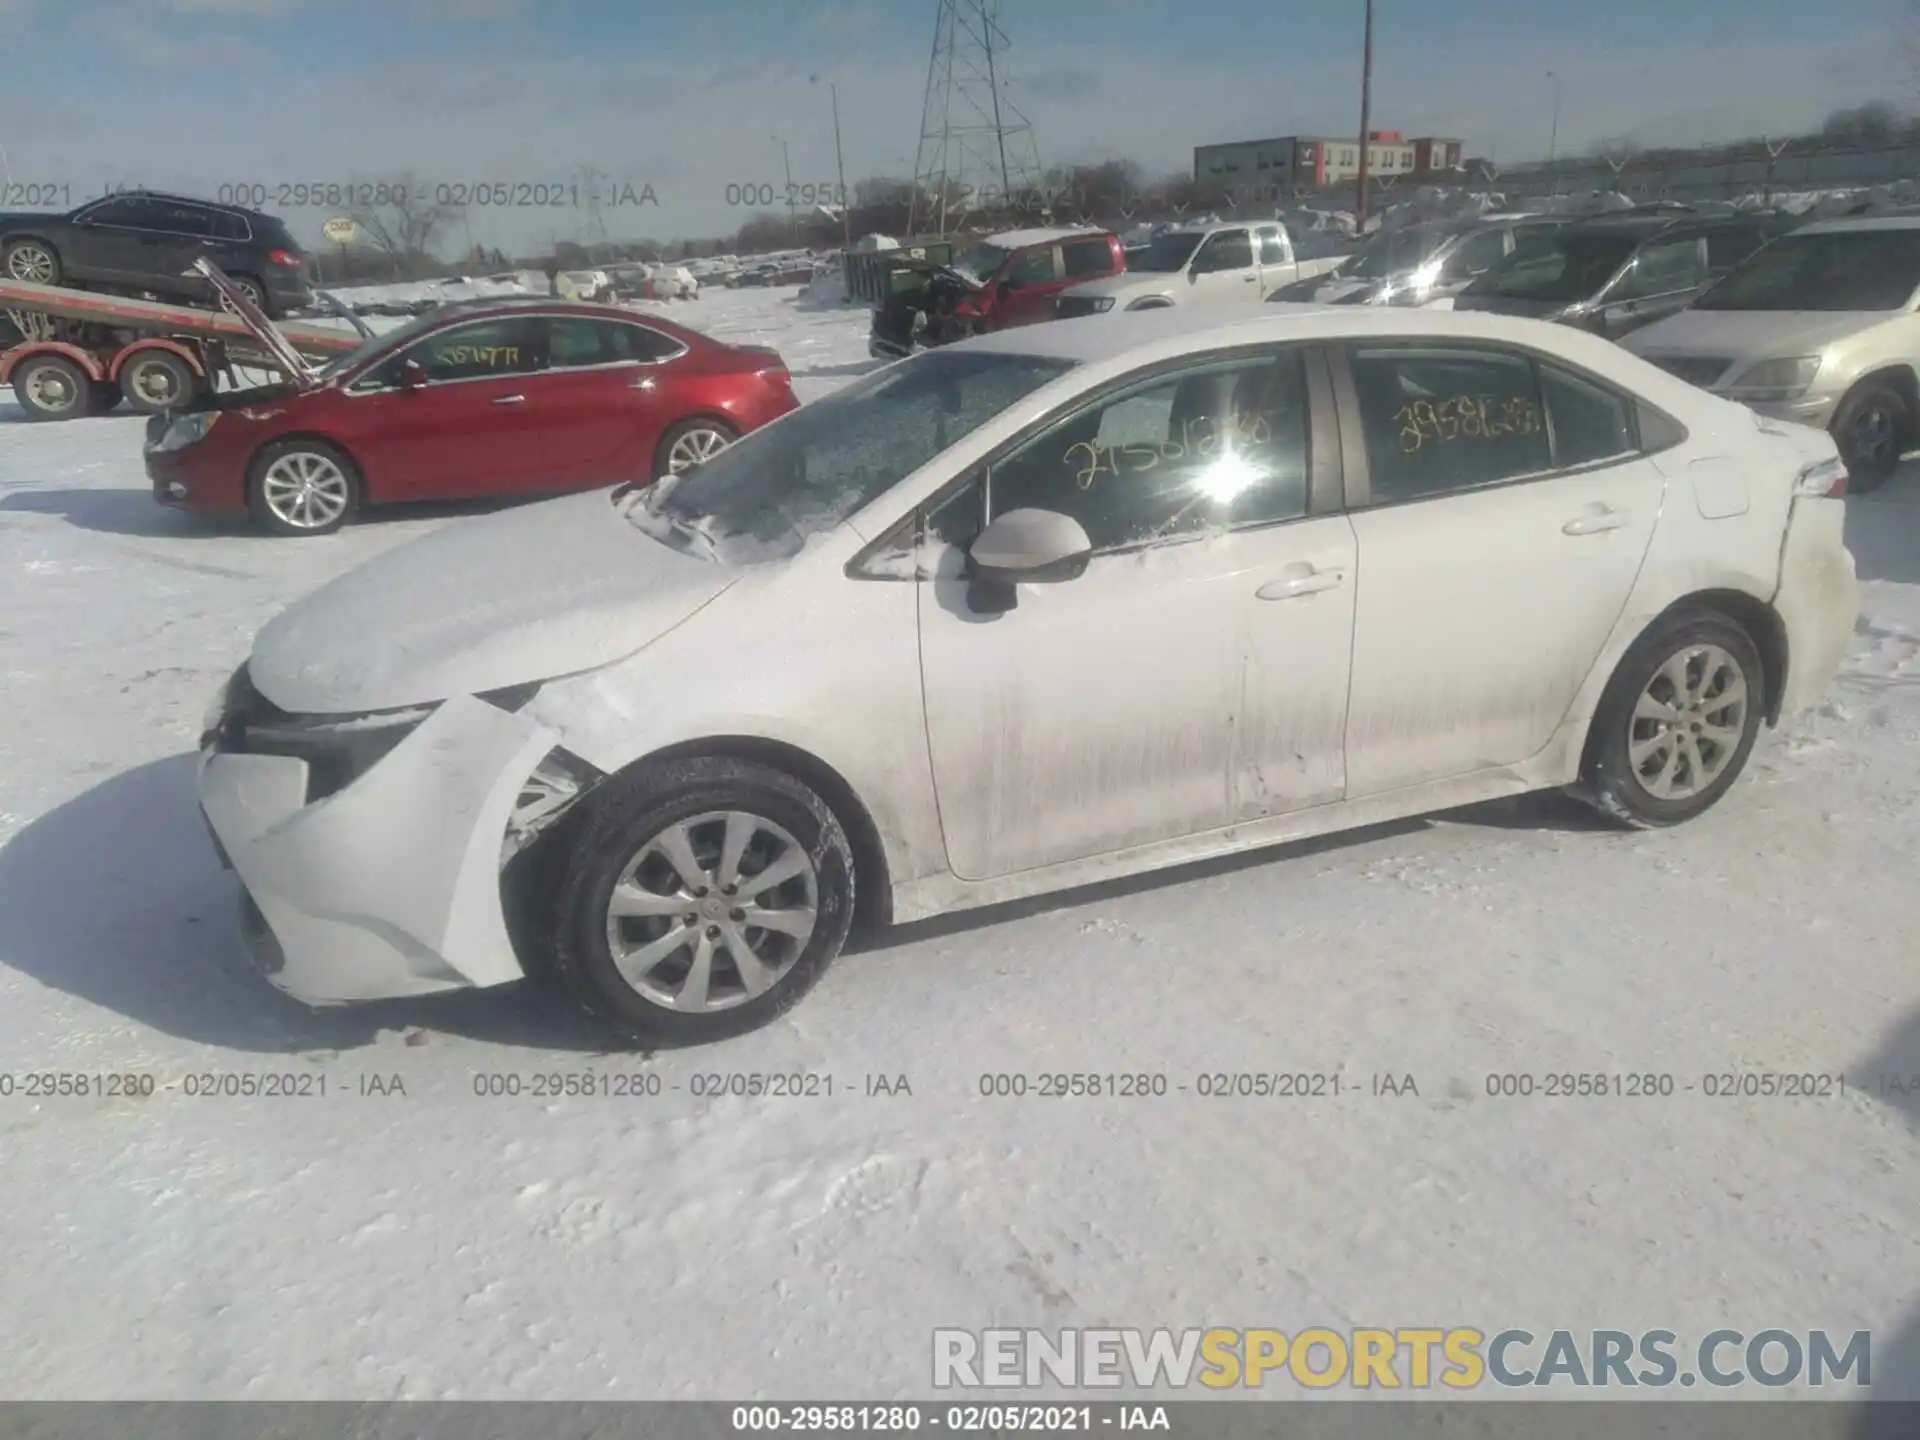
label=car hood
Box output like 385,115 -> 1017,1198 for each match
1621,308 -> 1893,362
247,488 -> 735,713
1065,273 -> 1174,301
1451,293 -> 1569,319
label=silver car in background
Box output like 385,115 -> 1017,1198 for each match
1267,213 -> 1568,309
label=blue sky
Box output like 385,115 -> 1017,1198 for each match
0,0 -> 1899,250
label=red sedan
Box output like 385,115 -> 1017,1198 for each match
144,297 -> 799,536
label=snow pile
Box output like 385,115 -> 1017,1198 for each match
797,266 -> 851,309
318,269 -> 552,315
851,234 -> 898,252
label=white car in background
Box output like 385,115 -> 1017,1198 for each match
198,307 -> 1858,1046
1624,214 -> 1920,491
1055,222 -> 1344,317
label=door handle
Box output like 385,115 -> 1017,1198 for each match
492,394 -> 527,405
1256,569 -> 1343,600
1562,507 -> 1630,536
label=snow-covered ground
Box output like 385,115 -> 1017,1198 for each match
2,284 -> 1918,1401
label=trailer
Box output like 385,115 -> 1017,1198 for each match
0,277 -> 367,422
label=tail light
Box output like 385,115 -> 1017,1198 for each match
266,249 -> 304,268
1794,457 -> 1848,498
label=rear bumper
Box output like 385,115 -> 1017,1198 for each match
1773,495 -> 1859,723
197,695 -> 561,1005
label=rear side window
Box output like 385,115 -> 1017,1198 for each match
147,202 -> 217,237
1349,345 -> 1550,502
1538,364 -> 1637,467
1061,238 -> 1113,278
549,318 -> 682,366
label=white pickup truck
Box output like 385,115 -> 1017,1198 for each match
1053,222 -> 1348,317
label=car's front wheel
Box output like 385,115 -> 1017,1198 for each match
1578,608 -> 1765,828
1831,379 -> 1910,493
548,756 -> 857,1046
247,439 -> 361,536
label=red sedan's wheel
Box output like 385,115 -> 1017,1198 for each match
247,439 -> 361,537
654,417 -> 738,480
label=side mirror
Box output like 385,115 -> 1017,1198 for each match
965,507 -> 1093,614
399,358 -> 428,389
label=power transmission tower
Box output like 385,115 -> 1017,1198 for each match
907,0 -> 1044,237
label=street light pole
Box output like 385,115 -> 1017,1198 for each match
1547,71 -> 1562,166
1354,0 -> 1375,229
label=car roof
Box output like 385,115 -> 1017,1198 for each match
1796,214 -> 1920,235
965,302 -> 1619,365
1559,213 -> 1757,239
417,297 -> 706,336
984,226 -> 1112,248
83,187 -> 270,221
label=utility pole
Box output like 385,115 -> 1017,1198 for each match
1546,71 -> 1562,165
774,137 -> 797,247
831,82 -> 852,248
1354,0 -> 1375,229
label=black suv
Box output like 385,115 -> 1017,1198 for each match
0,190 -> 312,316
1452,211 -> 1790,338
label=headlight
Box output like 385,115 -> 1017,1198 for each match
153,411 -> 219,452
1081,296 -> 1117,313
1722,356 -> 1821,401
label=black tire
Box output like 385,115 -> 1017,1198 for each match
1577,607 -> 1766,829
217,274 -> 273,318
11,355 -> 94,421
90,382 -> 123,413
652,416 -> 739,480
1,236 -> 61,287
1831,380 -> 1910,494
547,756 -> 857,1046
246,438 -> 361,537
118,350 -> 198,414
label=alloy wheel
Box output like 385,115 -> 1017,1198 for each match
602,810 -> 820,1013
260,451 -> 350,530
4,244 -> 56,284
1628,643 -> 1749,800
1849,400 -> 1900,470
666,426 -> 732,475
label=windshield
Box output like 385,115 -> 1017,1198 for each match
1343,225 -> 1455,280
1130,232 -> 1205,273
311,309 -> 446,380
636,348 -> 1077,563
949,242 -> 1010,283
1468,232 -> 1637,302
1693,230 -> 1920,312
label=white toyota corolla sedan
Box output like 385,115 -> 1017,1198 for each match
198,306 -> 1860,1045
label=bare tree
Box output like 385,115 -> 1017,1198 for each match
347,171 -> 465,279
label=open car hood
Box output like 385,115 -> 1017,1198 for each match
190,257 -> 320,389
247,489 -> 735,713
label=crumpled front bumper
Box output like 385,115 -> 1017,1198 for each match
198,695 -> 562,1005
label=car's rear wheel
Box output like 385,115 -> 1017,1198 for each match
547,756 -> 857,1046
1831,380 -> 1909,494
119,350 -> 198,413
1578,608 -> 1765,828
217,274 -> 272,317
2,238 -> 60,286
12,355 -> 93,421
654,417 -> 738,479
247,439 -> 361,536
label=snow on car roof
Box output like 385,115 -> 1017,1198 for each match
963,302 -> 1648,367
1797,214 -> 1920,234
984,226 -> 1109,248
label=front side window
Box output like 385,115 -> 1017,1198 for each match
949,242 -> 1010,284
80,198 -> 165,229
967,350 -> 1313,553
1693,229 -> 1920,312
1005,246 -> 1056,287
1469,233 -> 1636,303
1611,238 -> 1706,301
399,317 -> 546,383
1439,227 -> 1508,282
641,348 -> 1076,564
1350,345 -> 1551,502
1194,230 -> 1253,272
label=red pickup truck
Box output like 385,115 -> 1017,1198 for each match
869,227 -> 1124,359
